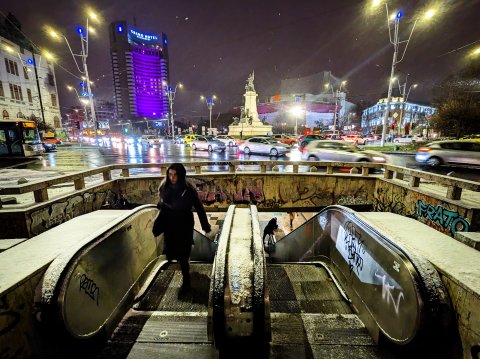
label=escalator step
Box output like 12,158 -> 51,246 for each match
135,263 -> 212,312
136,312 -> 211,343
269,313 -> 381,358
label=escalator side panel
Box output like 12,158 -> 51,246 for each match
40,205 -> 164,341
270,205 -> 452,348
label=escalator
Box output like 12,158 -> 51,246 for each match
35,204 -> 454,358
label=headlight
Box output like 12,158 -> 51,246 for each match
372,156 -> 386,162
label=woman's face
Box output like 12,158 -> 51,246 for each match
168,169 -> 178,185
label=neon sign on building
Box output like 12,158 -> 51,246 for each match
129,29 -> 158,42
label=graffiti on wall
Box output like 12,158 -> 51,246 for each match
374,187 -> 412,216
417,200 -> 470,236
29,190 -> 110,236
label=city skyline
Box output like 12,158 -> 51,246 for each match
2,0 -> 479,121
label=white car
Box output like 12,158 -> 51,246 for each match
393,135 -> 417,143
238,137 -> 289,156
140,135 -> 163,146
190,136 -> 226,152
215,135 -> 237,147
301,140 -> 387,163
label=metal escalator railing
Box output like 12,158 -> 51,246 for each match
38,204 -> 217,345
269,205 -> 453,351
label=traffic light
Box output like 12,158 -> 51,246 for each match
391,122 -> 395,130
75,121 -> 80,129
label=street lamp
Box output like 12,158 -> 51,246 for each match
394,77 -> 417,135
200,95 -> 217,134
47,9 -> 99,137
289,105 -> 304,135
372,1 -> 437,145
325,80 -> 347,133
163,82 -> 183,138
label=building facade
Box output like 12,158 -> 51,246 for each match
109,21 -> 169,129
361,97 -> 436,135
0,35 -> 61,130
253,72 -> 355,133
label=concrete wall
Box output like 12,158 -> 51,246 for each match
118,174 -> 376,210
374,179 -> 480,238
1,173 -> 479,240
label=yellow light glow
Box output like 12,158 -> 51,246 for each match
178,83 -> 184,88
66,85 -> 73,90
43,51 -> 54,60
372,0 -> 382,8
3,44 -> 14,53
424,8 -> 436,20
212,95 -> 217,99
473,48 -> 480,55
200,95 -> 205,100
341,80 -> 347,85
324,83 -> 330,88
88,26 -> 97,35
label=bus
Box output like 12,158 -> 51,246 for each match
0,119 -> 45,157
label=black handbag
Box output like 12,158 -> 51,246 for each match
152,209 -> 165,237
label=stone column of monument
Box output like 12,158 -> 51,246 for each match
228,72 -> 272,137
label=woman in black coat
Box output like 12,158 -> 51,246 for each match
158,163 -> 211,292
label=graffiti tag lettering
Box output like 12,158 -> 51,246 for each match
417,200 -> 470,236
374,272 -> 405,315
79,274 -> 100,306
343,221 -> 366,276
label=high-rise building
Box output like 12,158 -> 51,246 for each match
109,21 -> 169,128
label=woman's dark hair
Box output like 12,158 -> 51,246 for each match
166,163 -> 187,185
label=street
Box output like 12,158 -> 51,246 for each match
1,140 -> 480,182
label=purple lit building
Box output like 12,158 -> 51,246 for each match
109,21 -> 169,127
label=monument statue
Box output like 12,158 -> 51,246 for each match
228,72 -> 272,137
245,72 -> 255,92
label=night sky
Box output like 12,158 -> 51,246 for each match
3,0 -> 479,120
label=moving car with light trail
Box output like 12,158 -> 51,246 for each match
415,140 -> 480,167
301,140 -> 387,163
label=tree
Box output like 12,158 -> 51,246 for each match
430,61 -> 480,138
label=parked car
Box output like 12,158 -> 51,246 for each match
415,140 -> 480,167
342,134 -> 366,145
271,134 -> 297,146
301,140 -> 387,164
42,137 -> 63,145
140,135 -> 163,146
238,137 -> 289,156
297,134 -> 325,147
184,134 -> 201,146
42,142 -> 57,152
215,135 -> 237,147
393,135 -> 416,143
190,136 -> 226,152
364,134 -> 381,144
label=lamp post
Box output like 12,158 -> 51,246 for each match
163,82 -> 183,138
200,95 -> 217,135
372,1 -> 437,146
325,81 -> 346,133
395,77 -> 417,135
47,9 -> 99,137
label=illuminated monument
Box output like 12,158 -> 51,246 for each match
109,21 -> 169,128
228,72 -> 272,137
